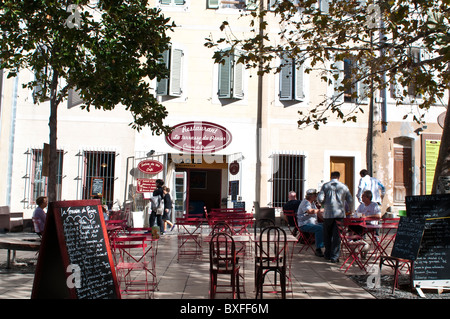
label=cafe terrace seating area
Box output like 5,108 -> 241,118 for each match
104,206 -> 403,299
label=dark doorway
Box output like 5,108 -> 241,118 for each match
184,169 -> 222,216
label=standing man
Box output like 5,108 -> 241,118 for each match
318,171 -> 353,263
356,169 -> 385,205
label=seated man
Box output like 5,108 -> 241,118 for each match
350,190 -> 382,236
297,189 -> 324,257
357,190 -> 381,219
283,191 -> 301,233
32,196 -> 48,237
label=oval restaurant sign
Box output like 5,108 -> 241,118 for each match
165,121 -> 232,153
137,160 -> 164,174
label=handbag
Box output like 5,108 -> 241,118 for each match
150,195 -> 164,215
156,199 -> 164,215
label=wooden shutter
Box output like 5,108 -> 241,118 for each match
318,0 -> 329,14
294,60 -> 305,101
356,61 -> 369,104
218,54 -> 232,98
245,0 -> 258,10
279,55 -> 293,100
68,88 -> 83,108
232,54 -> 244,99
333,59 -> 345,103
208,0 -> 220,8
394,147 -> 412,203
169,48 -> 183,96
156,49 -> 170,96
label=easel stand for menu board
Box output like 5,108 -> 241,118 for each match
413,217 -> 450,298
406,195 -> 450,298
31,200 -> 120,299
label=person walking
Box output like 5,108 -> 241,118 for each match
150,179 -> 164,231
317,171 -> 353,263
162,186 -> 174,232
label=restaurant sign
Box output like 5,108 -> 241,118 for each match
165,121 -> 232,154
136,178 -> 156,193
137,159 -> 164,174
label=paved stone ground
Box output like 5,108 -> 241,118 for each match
348,274 -> 450,299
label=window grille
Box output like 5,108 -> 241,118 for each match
270,152 -> 305,208
77,150 -> 116,207
23,147 -> 64,208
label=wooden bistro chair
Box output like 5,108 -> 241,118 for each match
209,232 -> 241,299
255,226 -> 287,299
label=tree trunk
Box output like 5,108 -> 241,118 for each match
47,70 -> 59,202
431,92 -> 450,195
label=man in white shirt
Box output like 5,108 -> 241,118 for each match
357,169 -> 385,205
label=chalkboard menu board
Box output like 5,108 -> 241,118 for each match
406,194 -> 450,288
391,217 -> 425,261
32,200 -> 120,299
91,177 -> 104,197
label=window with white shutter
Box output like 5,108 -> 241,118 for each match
156,47 -> 184,97
68,88 -> 84,108
279,54 -> 305,102
208,0 -> 256,10
159,0 -> 185,5
217,50 -> 244,99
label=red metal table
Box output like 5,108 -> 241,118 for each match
176,217 -> 207,260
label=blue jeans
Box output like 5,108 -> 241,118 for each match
299,223 -> 324,249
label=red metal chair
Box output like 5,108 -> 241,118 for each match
283,210 -> 315,253
379,255 -> 413,294
209,232 -> 241,299
112,236 -> 157,298
336,219 -> 367,273
255,226 -> 287,299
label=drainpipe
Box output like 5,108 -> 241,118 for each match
6,76 -> 19,206
380,13 -> 387,133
